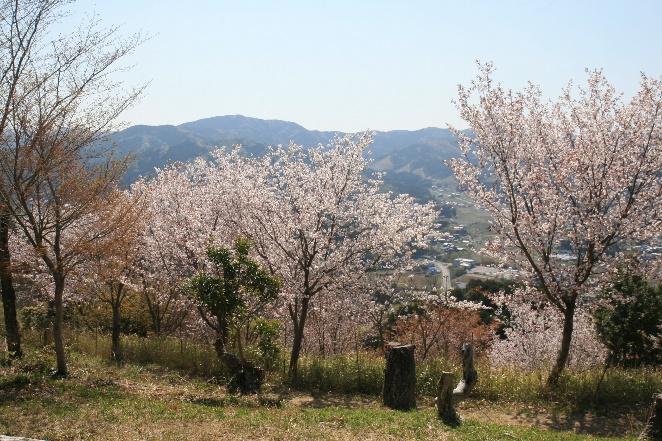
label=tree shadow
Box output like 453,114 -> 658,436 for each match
292,392 -> 379,409
514,406 -> 646,437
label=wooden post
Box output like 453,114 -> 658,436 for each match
453,342 -> 478,396
640,393 -> 662,440
382,342 -> 416,410
436,372 -> 459,425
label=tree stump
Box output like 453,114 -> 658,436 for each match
453,342 -> 478,396
640,393 -> 662,440
436,371 -> 460,425
228,364 -> 264,394
382,342 -> 416,410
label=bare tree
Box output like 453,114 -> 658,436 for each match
0,0 -> 143,375
79,191 -> 143,362
0,0 -> 73,359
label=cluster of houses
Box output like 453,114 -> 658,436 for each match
452,258 -> 476,269
636,241 -> 662,262
420,194 -> 662,293
413,255 -> 519,290
433,224 -> 474,253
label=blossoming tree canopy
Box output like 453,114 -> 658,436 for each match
243,134 -> 437,377
489,286 -> 607,371
128,170 -> 209,337
448,63 -> 662,384
147,132 -> 439,377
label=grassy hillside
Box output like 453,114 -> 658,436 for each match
0,350 -> 642,441
1,336 -> 657,440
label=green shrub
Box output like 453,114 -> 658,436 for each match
595,272 -> 662,366
251,318 -> 282,370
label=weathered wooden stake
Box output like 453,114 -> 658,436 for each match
382,342 -> 416,410
640,393 -> 662,440
436,371 -> 459,425
453,342 -> 478,396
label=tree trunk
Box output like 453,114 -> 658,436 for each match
213,333 -> 263,394
548,301 -> 575,387
110,301 -> 122,362
288,296 -> 310,380
436,372 -> 459,425
640,393 -> 662,440
383,342 -> 416,410
0,212 -> 21,359
289,322 -> 305,379
53,275 -> 67,377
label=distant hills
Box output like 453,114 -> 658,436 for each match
110,115 -> 461,199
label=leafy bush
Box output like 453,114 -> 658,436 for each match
595,272 -> 662,366
251,318 -> 281,370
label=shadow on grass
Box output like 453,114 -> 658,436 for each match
186,397 -> 226,407
547,407 -> 644,437
292,391 -> 379,409
0,373 -> 35,405
505,405 -> 646,437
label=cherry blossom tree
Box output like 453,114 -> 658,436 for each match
139,134 -> 441,378
199,133 -> 436,377
129,166 -> 217,337
489,286 -> 606,371
448,64 -> 662,385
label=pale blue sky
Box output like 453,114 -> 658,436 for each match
71,0 -> 662,131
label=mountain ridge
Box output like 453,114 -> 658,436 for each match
110,114 -> 461,199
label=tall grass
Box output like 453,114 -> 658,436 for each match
475,363 -> 662,408
71,331 -> 227,378
69,331 -> 662,409
294,353 -> 384,394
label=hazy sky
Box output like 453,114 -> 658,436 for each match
71,0 -> 662,132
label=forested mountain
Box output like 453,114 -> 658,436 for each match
110,115 -> 461,198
